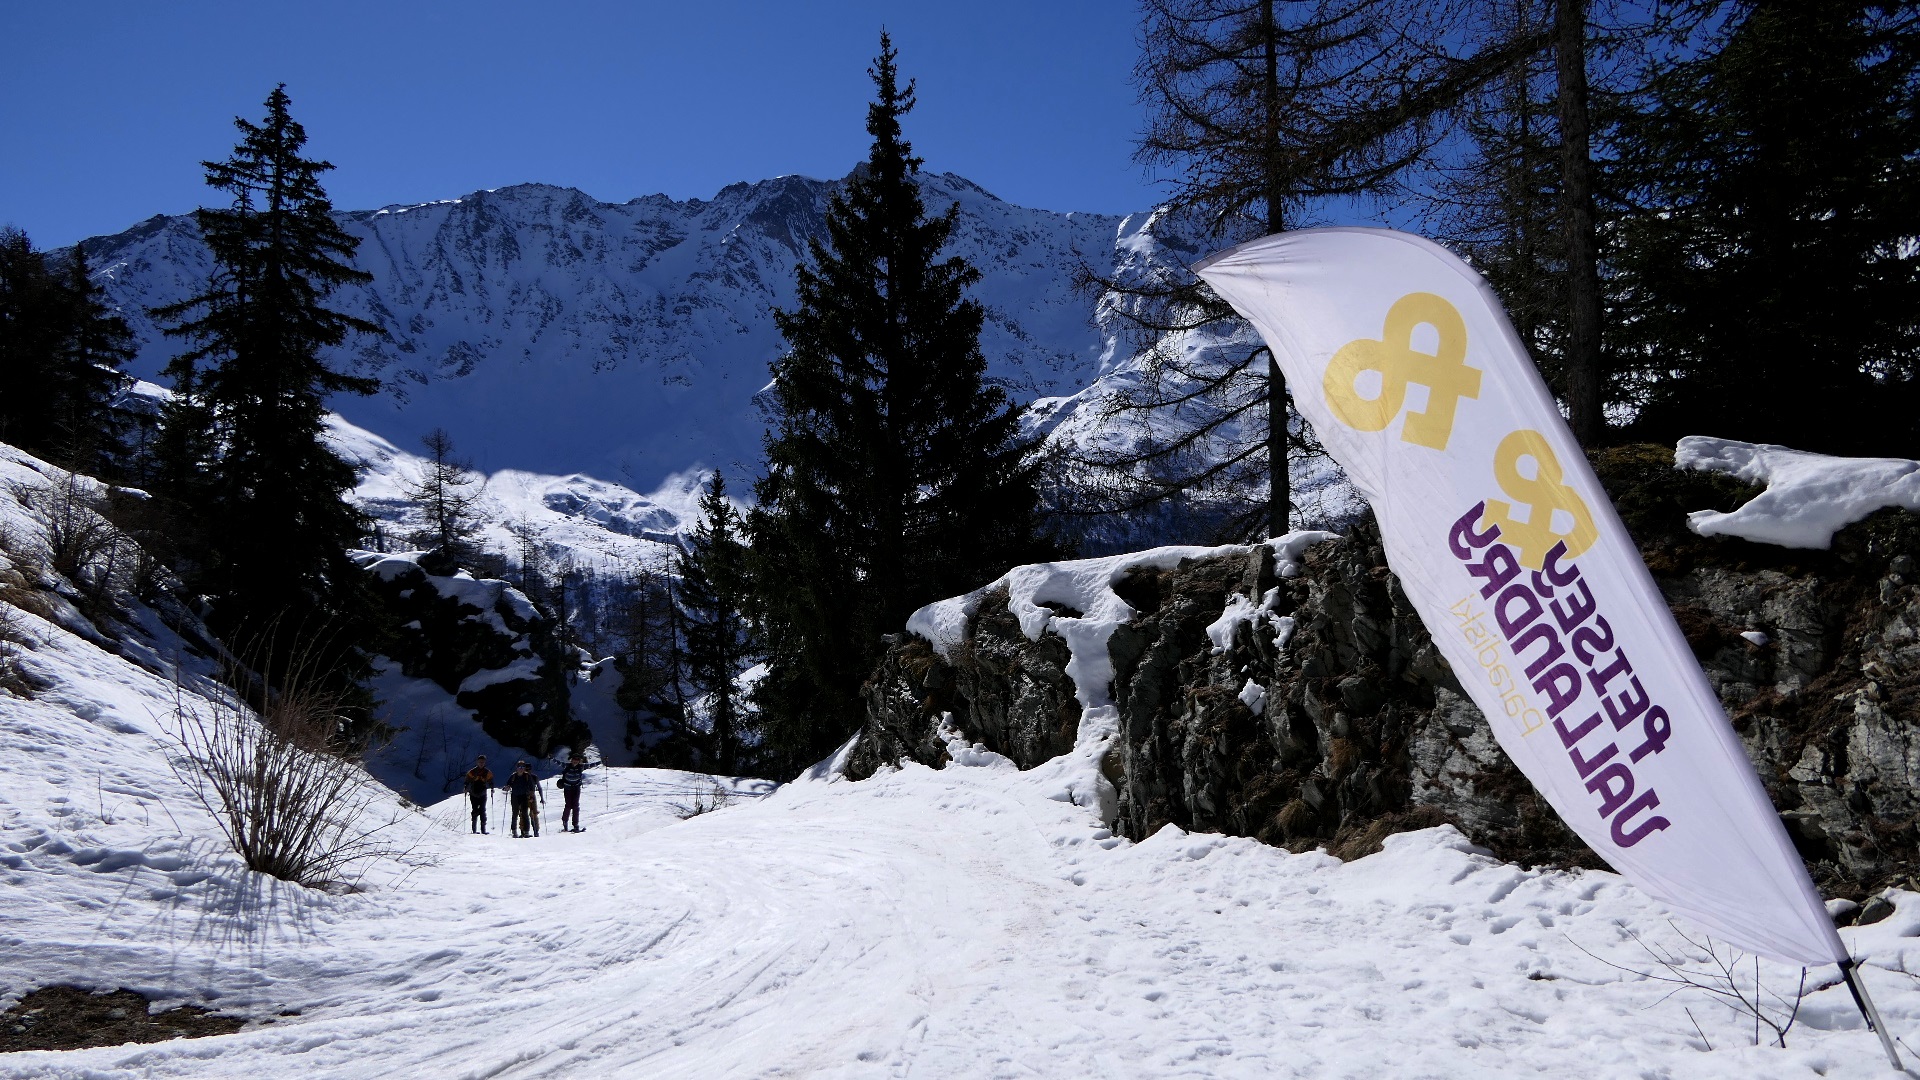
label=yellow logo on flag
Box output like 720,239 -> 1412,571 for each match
1482,429 -> 1598,569
1322,292 -> 1482,450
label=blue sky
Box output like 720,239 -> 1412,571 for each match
3,1 -> 1163,248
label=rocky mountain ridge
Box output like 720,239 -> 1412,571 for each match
76,173 -> 1139,493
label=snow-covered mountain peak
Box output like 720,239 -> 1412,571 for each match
78,171 -> 1132,494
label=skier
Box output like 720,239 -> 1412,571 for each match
505,760 -> 544,838
463,755 -> 494,834
557,751 -> 590,833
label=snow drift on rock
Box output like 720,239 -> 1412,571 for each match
1677,436 -> 1920,548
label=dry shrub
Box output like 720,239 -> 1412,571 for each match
673,781 -> 735,819
165,643 -> 403,889
1571,924 -> 1813,1050
7,473 -> 137,622
1274,797 -> 1315,837
0,524 -> 44,698
0,599 -> 31,699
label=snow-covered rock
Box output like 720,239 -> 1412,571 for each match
860,476 -> 1920,901
1676,436 -> 1920,548
352,549 -> 584,801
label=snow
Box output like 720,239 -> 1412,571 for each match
1676,436 -> 1920,549
7,649 -> 1920,1079
6,444 -> 1918,1077
1268,530 -> 1341,572
1237,677 -> 1267,716
1206,593 -> 1261,655
328,409 -> 691,570
456,656 -> 543,693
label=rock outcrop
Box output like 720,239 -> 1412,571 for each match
357,550 -> 585,756
853,447 -> 1920,899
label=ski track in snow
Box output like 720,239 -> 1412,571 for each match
7,711 -> 1920,1078
5,452 -> 1920,1077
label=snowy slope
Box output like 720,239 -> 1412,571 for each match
325,403 -> 689,571
2,448 -> 1914,1076
81,174 -> 1126,492
6,675 -> 1919,1078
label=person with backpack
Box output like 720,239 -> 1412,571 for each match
463,755 -> 494,834
505,760 -> 544,838
557,751 -> 590,833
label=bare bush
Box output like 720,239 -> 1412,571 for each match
164,651 -> 404,889
11,474 -> 116,582
0,523 -> 47,698
8,473 -> 137,621
672,781 -> 735,820
0,599 -> 30,699
1574,923 -> 1812,1049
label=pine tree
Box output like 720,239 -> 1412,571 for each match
1423,0 -> 1679,447
609,553 -> 690,760
0,229 -> 69,455
0,230 -> 134,472
748,34 -> 1048,773
1548,0 -> 1604,446
1610,1 -> 1920,454
404,427 -> 483,562
53,246 -> 137,474
150,85 -> 382,679
678,474 -> 751,774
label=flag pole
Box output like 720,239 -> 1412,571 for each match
1840,958 -> 1901,1069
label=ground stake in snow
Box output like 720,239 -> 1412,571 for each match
1194,228 -> 1898,1066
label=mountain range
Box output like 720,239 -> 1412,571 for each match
78,171 -> 1178,500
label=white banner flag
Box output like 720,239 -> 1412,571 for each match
1196,228 -> 1846,966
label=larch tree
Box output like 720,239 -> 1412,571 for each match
1422,0 -> 1573,404
747,34 -> 1048,773
405,427 -> 483,563
151,84 -> 383,686
1067,0 -> 1550,543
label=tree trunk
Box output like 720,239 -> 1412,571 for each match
1555,0 -> 1603,446
1268,351 -> 1289,536
1262,0 -> 1292,537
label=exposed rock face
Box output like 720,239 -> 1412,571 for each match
1674,536 -> 1920,895
853,451 -> 1920,897
357,550 -> 585,756
852,587 -> 1082,779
